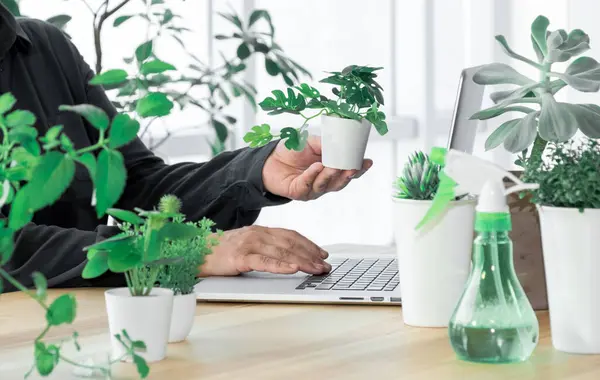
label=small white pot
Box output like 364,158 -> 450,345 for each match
538,206 -> 600,354
320,115 -> 371,170
393,197 -> 476,327
105,288 -> 174,362
168,293 -> 197,343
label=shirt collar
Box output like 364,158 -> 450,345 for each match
0,4 -> 32,57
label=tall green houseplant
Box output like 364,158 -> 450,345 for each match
471,15 -> 600,165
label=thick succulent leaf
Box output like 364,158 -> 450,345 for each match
531,35 -> 545,63
538,93 -> 578,142
490,86 -> 536,104
494,35 -> 541,71
569,104 -> 600,138
531,15 -> 550,57
472,63 -> 534,86
546,29 -> 590,63
503,112 -> 539,153
485,119 -> 520,151
554,56 -> 600,92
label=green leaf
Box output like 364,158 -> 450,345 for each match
46,15 -> 71,30
135,41 -> 153,62
295,83 -> 320,99
546,29 -> 590,63
89,69 -> 128,86
75,153 -> 97,182
59,104 -> 110,131
554,56 -> 600,92
0,92 -> 16,114
1,0 -> 20,16
133,355 -> 150,378
217,12 -> 243,31
136,92 -> 174,117
32,272 -> 48,301
265,58 -> 279,76
254,42 -> 270,54
34,342 -> 57,376
82,250 -> 109,279
0,227 -> 14,265
44,125 -> 63,143
132,340 -> 147,351
5,110 -> 36,127
502,112 -> 539,153
46,294 -> 77,326
96,150 -> 127,217
212,119 -> 228,143
22,152 -> 75,213
538,93 -> 579,142
159,222 -> 201,241
108,248 -> 142,273
9,189 -> 33,230
107,208 -> 144,225
566,104 -> 600,138
109,114 -> 140,149
140,59 -> 176,75
8,124 -> 38,142
248,9 -> 274,35
531,15 -> 550,57
258,89 -> 306,115
473,63 -> 534,86
237,43 -> 251,60
243,124 -> 273,148
365,105 -> 388,135
280,127 -> 301,150
114,15 -> 134,27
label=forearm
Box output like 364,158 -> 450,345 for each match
2,223 -> 124,291
117,140 -> 289,230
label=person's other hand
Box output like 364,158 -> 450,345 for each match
262,136 -> 373,201
199,226 -> 331,276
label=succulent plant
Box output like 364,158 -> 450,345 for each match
471,15 -> 600,166
393,151 -> 440,201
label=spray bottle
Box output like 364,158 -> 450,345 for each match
417,147 -> 540,364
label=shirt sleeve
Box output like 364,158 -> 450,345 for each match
75,35 -> 289,229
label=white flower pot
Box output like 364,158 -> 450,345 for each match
105,288 -> 174,362
168,293 -> 197,343
538,206 -> 600,354
320,115 -> 371,170
393,198 -> 476,327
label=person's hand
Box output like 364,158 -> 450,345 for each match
262,136 -> 372,201
199,226 -> 331,276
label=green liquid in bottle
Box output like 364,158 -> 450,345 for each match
448,230 -> 539,363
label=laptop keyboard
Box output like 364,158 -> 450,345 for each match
295,258 -> 399,291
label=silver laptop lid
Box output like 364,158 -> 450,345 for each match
446,67 -> 485,154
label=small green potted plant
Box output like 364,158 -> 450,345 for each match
82,195 -> 204,362
469,14 -> 600,310
392,151 -> 475,327
243,65 -> 388,170
158,210 -> 219,343
523,138 -> 600,354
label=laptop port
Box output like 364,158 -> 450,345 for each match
370,297 -> 384,302
339,297 -> 364,301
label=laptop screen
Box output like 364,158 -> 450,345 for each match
446,67 -> 485,154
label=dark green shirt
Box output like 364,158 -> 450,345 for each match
0,6 -> 284,291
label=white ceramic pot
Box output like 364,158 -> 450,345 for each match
393,197 -> 476,327
105,288 -> 174,362
538,206 -> 600,354
168,293 -> 197,343
320,115 -> 371,170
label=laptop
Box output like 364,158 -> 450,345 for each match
194,67 -> 484,305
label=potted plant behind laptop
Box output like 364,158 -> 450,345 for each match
157,206 -> 220,343
469,15 -> 600,311
522,139 -> 600,353
82,195 -> 206,362
392,151 -> 476,327
242,65 -> 388,170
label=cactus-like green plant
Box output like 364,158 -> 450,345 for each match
471,15 -> 600,166
393,151 -> 441,201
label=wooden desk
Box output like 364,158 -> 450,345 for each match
1,289 -> 599,380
